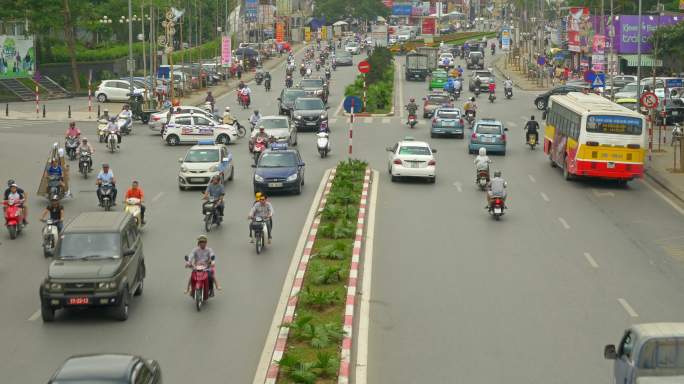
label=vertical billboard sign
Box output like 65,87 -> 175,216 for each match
591,34 -> 605,71
501,28 -> 511,51
422,17 -> 436,35
221,35 -> 231,66
0,35 -> 34,79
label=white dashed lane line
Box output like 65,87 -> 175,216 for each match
583,252 -> 599,268
540,192 -> 550,202
528,174 -> 536,183
618,298 -> 639,318
558,217 -> 571,229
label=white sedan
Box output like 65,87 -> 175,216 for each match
149,106 -> 217,132
438,53 -> 454,68
162,113 -> 239,146
345,42 -> 360,55
386,137 -> 437,183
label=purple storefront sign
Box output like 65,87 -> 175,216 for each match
598,15 -> 683,54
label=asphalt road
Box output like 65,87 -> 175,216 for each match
364,47 -> 684,383
0,47 -> 362,382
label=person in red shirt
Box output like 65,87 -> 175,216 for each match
125,180 -> 145,224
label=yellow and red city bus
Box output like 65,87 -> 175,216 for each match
544,92 -> 646,182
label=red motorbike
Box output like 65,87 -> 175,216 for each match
4,199 -> 25,239
488,197 -> 506,221
239,92 -> 250,109
184,255 -> 214,312
253,137 -> 267,164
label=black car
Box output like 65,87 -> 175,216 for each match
297,77 -> 329,103
534,85 -> 585,110
252,147 -> 305,195
336,51 -> 353,66
292,97 -> 329,131
278,88 -> 307,116
48,354 -> 162,384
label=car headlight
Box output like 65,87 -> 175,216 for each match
97,281 -> 117,290
320,113 -> 327,119
48,283 -> 63,291
209,165 -> 219,172
286,173 -> 298,182
180,166 -> 189,172
255,174 -> 264,182
294,114 -> 302,120
315,90 -> 323,95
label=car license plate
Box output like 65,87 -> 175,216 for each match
607,162 -> 615,169
410,162 -> 420,168
673,111 -> 679,116
68,297 -> 89,305
306,121 -> 316,126
190,178 -> 205,183
494,207 -> 502,214
483,137 -> 494,143
444,121 -> 455,126
268,182 -> 283,188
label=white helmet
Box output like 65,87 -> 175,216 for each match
224,106 -> 231,112
479,147 -> 487,156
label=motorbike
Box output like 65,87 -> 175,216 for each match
527,133 -> 538,150
300,67 -> 306,77
99,182 -> 114,211
47,175 -> 62,198
476,168 -> 489,190
232,121 -> 247,138
202,197 -> 222,232
97,119 -> 109,142
125,197 -> 143,228
264,78 -> 271,92
317,131 -> 330,158
474,87 -> 481,98
107,131 -> 118,153
251,217 -> 268,254
672,123 -> 682,146
488,92 -> 496,103
325,70 -> 331,80
65,136 -> 79,160
78,149 -> 91,178
255,72 -> 264,85
315,62 -> 321,71
488,197 -> 506,221
3,199 -> 24,239
184,255 -> 215,311
504,87 -> 513,99
450,88 -> 461,100
285,76 -> 293,88
116,116 -> 132,135
332,61 -> 337,71
41,219 -> 60,257
239,93 -> 250,109
253,138 -> 267,164
407,113 -> 418,128
465,110 -> 476,127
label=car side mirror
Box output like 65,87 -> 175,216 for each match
184,255 -> 189,261
604,345 -> 617,360
504,127 -> 508,131
178,158 -> 183,163
431,148 -> 437,153
124,249 -> 135,257
277,98 -> 281,101
222,158 -> 229,162
251,164 -> 256,168
300,162 -> 306,167
326,106 -> 330,110
386,146 -> 393,152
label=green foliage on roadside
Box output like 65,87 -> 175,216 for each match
277,160 -> 367,383
650,22 -> 684,73
345,48 -> 395,113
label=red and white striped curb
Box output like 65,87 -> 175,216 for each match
264,169 -> 337,384
338,168 -> 372,384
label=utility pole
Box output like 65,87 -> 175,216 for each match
636,0 -> 642,98
609,0 -> 615,100
128,0 -> 134,98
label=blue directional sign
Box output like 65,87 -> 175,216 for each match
586,72 -> 606,89
343,96 -> 363,113
666,78 -> 683,88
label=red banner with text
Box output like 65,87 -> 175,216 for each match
422,17 -> 435,35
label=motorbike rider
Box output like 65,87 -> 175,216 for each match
524,115 -> 540,144
239,84 -> 252,105
264,71 -> 272,87
248,193 -> 274,244
185,235 -> 221,295
285,74 -> 293,88
456,64 -> 463,78
65,121 -> 81,139
76,137 -> 95,170
40,196 -> 64,233
486,171 -> 508,206
222,106 -> 236,125
96,163 -> 117,206
474,77 -> 482,93
464,97 -> 478,118
125,180 -> 146,225
106,117 -> 122,146
473,147 -> 492,181
203,175 -> 225,218
45,158 -> 65,193
100,108 -> 111,121
4,179 -> 27,223
488,79 -> 496,95
443,77 -> 456,94
406,98 -> 418,123
249,110 -> 262,131
305,65 -> 313,78
205,91 -> 215,111
118,104 -> 133,125
503,77 -> 513,94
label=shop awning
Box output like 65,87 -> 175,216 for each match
621,54 -> 663,67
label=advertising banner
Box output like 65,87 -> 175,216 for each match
383,0 -> 393,7
612,15 -> 681,54
392,3 -> 412,15
304,27 -> 311,42
276,22 -> 285,42
245,0 -> 258,21
321,26 -> 328,40
421,17 -> 436,35
0,35 -> 34,79
591,34 -> 605,70
276,0 -> 291,15
221,35 -> 231,66
568,31 -> 580,52
501,28 -> 511,51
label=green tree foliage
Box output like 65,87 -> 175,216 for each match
313,0 -> 389,21
565,0 -> 681,13
650,21 -> 684,73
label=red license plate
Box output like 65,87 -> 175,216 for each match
68,297 -> 89,305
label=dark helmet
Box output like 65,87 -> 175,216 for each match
7,179 -> 15,187
530,115 -> 535,120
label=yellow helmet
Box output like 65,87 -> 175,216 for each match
255,192 -> 263,200
197,235 -> 208,243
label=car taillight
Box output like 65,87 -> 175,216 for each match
501,134 -> 507,142
152,115 -> 160,121
393,159 -> 402,165
459,119 -> 464,125
432,118 -> 437,124
428,160 -> 436,166
471,133 -> 477,140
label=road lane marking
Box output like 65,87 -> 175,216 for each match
528,174 -> 536,183
382,118 -> 390,124
558,217 -> 571,229
364,117 -> 373,123
584,252 -> 599,268
452,181 -> 463,192
641,179 -> 684,216
540,192 -> 550,202
592,188 -> 615,198
618,298 -> 639,317
150,192 -> 164,203
355,170 -> 379,384
335,98 -> 345,117
27,309 -> 41,321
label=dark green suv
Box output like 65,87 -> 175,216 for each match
40,212 -> 146,322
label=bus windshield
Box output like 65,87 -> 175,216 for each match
586,115 -> 642,135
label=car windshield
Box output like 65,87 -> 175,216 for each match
621,84 -> 639,93
58,233 -> 121,259
283,90 -> 306,102
470,52 -> 482,57
476,124 -> 502,134
258,152 -> 298,167
475,72 -> 491,77
337,52 -> 351,59
300,79 -> 324,88
428,96 -> 450,104
260,118 -> 288,129
399,146 -> 431,155
184,149 -> 219,163
295,99 -> 324,110
437,110 -> 460,119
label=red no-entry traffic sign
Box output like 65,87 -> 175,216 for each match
357,60 -> 371,74
640,91 -> 659,109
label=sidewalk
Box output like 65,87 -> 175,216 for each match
492,53 -> 551,92
0,44 -> 300,123
645,128 -> 684,202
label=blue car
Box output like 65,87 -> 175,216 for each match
468,118 -> 508,155
431,107 -> 465,138
252,145 -> 305,195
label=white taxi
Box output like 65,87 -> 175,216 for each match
386,137 -> 437,183
178,141 -> 234,190
162,113 -> 239,146
438,53 -> 454,69
149,105 -> 217,132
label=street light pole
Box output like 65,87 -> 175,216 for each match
636,0 -> 642,97
128,0 -> 134,98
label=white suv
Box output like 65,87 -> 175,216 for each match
96,80 -> 145,102
178,142 -> 234,190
